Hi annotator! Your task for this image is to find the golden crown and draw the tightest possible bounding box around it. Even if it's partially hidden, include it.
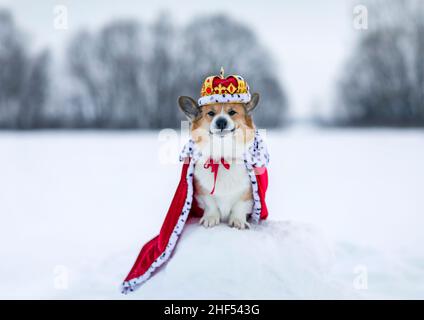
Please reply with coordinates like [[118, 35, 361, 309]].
[[198, 67, 251, 106]]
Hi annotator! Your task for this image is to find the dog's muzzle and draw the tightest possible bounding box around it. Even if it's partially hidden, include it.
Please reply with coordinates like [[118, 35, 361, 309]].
[[210, 116, 235, 137]]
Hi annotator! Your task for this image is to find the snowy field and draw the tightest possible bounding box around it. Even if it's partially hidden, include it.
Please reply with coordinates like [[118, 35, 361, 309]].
[[1, 128, 424, 299]]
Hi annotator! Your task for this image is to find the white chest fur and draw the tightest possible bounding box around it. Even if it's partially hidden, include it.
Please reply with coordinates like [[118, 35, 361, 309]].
[[194, 158, 251, 220]]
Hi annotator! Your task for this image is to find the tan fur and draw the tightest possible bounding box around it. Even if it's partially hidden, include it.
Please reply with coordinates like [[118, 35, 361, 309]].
[[191, 103, 256, 151], [241, 189, 253, 201]]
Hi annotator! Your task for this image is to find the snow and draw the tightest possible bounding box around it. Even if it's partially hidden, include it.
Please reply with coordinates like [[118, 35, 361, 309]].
[[128, 220, 354, 299], [0, 128, 423, 299]]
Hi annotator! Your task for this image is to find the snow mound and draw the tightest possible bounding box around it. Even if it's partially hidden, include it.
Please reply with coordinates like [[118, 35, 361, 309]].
[[135, 220, 354, 299]]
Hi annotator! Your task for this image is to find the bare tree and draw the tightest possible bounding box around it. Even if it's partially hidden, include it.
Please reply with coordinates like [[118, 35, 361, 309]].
[[0, 10, 51, 129], [18, 50, 51, 129], [336, 0, 424, 126], [147, 13, 180, 128], [67, 21, 149, 128], [0, 10, 29, 128]]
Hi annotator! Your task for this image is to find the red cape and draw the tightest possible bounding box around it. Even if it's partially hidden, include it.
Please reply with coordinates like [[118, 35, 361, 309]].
[[122, 135, 269, 293]]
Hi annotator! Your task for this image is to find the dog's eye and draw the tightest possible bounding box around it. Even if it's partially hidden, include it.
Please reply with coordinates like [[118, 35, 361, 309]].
[[228, 110, 237, 116], [207, 111, 215, 117]]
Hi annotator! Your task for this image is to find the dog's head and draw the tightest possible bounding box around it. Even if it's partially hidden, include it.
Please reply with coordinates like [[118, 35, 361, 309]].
[[178, 93, 259, 160]]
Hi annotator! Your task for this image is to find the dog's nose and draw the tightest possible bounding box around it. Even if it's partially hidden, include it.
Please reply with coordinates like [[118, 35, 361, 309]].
[[215, 117, 228, 131]]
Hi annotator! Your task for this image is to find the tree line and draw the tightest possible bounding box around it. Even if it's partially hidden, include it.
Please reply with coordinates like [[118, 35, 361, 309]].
[[0, 10, 287, 129], [336, 0, 424, 126], [2, 0, 424, 129]]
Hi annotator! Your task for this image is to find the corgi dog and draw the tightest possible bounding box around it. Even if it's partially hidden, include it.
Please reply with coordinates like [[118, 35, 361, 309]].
[[178, 93, 260, 229]]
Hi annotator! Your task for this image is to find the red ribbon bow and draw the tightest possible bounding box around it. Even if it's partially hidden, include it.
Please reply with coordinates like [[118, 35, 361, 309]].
[[203, 157, 230, 195]]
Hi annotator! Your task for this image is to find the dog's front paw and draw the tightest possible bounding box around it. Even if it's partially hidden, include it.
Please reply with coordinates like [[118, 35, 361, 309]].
[[199, 213, 220, 228], [228, 215, 250, 230]]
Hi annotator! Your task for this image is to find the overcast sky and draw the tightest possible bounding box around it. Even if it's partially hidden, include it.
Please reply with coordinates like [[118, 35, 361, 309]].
[[0, 0, 359, 119]]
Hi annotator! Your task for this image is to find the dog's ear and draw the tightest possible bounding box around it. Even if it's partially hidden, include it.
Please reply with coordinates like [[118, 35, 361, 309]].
[[245, 93, 260, 114], [178, 96, 200, 121]]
